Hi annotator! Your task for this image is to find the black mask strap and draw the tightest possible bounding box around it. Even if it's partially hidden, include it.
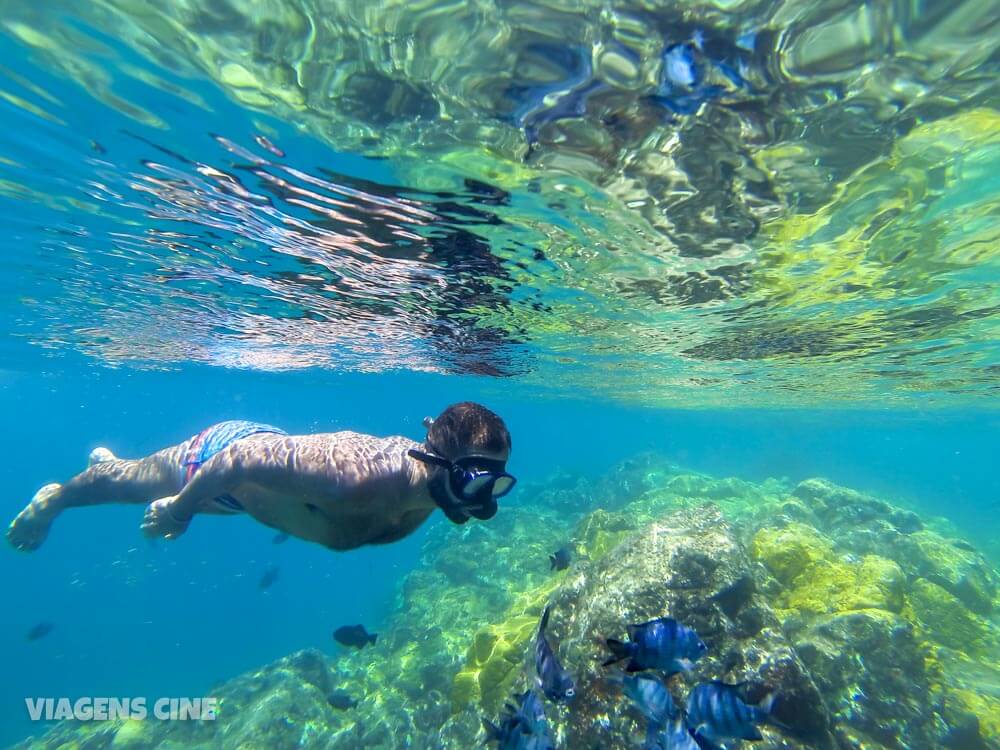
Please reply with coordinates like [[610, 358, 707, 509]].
[[407, 448, 452, 470]]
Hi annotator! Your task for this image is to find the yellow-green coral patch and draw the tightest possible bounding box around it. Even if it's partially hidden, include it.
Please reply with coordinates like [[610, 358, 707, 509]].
[[906, 579, 992, 652], [751, 522, 834, 584], [782, 555, 905, 615]]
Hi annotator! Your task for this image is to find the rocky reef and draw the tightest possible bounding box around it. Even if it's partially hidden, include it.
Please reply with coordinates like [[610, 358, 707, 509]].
[[11, 457, 1000, 750]]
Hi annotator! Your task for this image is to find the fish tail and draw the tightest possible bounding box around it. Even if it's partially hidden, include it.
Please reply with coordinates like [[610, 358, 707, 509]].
[[602, 638, 631, 666], [757, 692, 776, 715], [757, 692, 791, 730], [482, 718, 501, 741], [539, 605, 551, 634]]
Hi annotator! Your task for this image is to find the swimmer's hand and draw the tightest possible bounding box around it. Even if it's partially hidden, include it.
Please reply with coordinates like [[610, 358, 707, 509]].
[[141, 496, 190, 540]]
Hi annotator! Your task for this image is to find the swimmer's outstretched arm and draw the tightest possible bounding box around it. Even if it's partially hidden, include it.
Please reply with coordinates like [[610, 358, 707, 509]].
[[140, 450, 242, 539]]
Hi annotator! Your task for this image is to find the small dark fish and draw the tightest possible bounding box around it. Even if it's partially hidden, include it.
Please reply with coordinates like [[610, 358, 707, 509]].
[[710, 575, 755, 620], [549, 546, 572, 571], [603, 617, 707, 674], [271, 532, 289, 545], [326, 690, 358, 711], [686, 681, 777, 743], [26, 622, 54, 641], [622, 674, 678, 725], [258, 564, 280, 590], [333, 624, 377, 649], [535, 606, 575, 702]]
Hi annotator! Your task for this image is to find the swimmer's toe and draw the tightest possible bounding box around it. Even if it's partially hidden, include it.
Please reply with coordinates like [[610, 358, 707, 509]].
[[88, 447, 117, 467], [6, 483, 61, 552], [141, 496, 189, 540]]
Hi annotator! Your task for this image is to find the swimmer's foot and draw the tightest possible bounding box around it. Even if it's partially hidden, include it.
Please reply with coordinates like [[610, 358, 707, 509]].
[[7, 483, 62, 552], [88, 447, 117, 467], [141, 496, 190, 540]]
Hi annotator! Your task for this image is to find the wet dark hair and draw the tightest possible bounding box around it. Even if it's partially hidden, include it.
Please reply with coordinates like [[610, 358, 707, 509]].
[[427, 402, 511, 459]]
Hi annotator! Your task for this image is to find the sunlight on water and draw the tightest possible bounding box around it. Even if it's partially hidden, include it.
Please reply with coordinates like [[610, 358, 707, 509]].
[[0, 0, 997, 405]]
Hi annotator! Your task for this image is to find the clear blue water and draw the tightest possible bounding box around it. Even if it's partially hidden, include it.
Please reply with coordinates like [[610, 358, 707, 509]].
[[1, 1, 998, 747]]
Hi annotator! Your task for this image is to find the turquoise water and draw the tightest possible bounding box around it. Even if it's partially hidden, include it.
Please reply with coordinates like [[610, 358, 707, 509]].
[[1, 1, 998, 748]]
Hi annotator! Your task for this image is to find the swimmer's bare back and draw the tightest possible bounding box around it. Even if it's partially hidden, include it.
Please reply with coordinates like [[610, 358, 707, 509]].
[[6, 429, 436, 552]]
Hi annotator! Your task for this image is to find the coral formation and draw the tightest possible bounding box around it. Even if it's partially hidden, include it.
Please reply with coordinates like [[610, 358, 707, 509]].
[[10, 456, 1000, 750]]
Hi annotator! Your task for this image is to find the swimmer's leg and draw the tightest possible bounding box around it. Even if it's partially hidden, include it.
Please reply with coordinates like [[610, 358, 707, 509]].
[[7, 446, 184, 552]]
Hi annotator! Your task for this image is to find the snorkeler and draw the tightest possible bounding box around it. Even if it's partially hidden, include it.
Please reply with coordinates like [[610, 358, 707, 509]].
[[6, 402, 515, 552]]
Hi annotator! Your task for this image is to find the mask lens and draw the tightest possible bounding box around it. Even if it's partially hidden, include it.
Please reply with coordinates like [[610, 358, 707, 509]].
[[492, 475, 516, 497], [462, 473, 494, 498], [461, 472, 517, 500]]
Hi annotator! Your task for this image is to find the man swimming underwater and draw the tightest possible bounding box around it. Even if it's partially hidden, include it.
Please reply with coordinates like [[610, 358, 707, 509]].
[[6, 402, 515, 552]]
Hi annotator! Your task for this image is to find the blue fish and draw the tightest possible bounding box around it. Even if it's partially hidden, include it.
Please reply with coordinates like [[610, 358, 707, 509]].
[[484, 689, 555, 750], [643, 717, 713, 750], [505, 690, 552, 739], [686, 681, 778, 743], [549, 546, 572, 571], [535, 606, 575, 702], [622, 674, 678, 725], [603, 617, 707, 673]]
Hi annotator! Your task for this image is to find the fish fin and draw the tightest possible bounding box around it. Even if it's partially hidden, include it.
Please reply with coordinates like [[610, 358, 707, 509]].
[[757, 693, 792, 731], [549, 555, 556, 570], [709, 680, 746, 691], [482, 718, 501, 741], [369, 633, 378, 645], [691, 730, 723, 750], [539, 605, 551, 633], [742, 726, 764, 741], [756, 691, 776, 714], [624, 661, 645, 673], [603, 638, 631, 666]]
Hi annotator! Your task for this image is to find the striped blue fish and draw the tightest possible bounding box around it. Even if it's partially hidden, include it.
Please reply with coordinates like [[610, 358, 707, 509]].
[[622, 674, 678, 726], [603, 617, 707, 674], [685, 681, 777, 743], [534, 606, 575, 703]]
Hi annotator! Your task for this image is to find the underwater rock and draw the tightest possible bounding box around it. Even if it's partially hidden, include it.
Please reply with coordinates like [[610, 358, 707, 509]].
[[894, 531, 998, 615], [792, 608, 944, 749], [751, 522, 835, 585], [781, 555, 907, 615], [505, 506, 834, 748], [907, 578, 994, 652]]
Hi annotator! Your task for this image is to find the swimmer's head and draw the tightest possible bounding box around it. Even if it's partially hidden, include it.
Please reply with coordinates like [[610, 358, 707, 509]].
[[410, 402, 514, 525], [425, 402, 511, 461]]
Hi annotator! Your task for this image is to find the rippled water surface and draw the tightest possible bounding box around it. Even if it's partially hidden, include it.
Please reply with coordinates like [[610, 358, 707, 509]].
[[1, 0, 998, 405]]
